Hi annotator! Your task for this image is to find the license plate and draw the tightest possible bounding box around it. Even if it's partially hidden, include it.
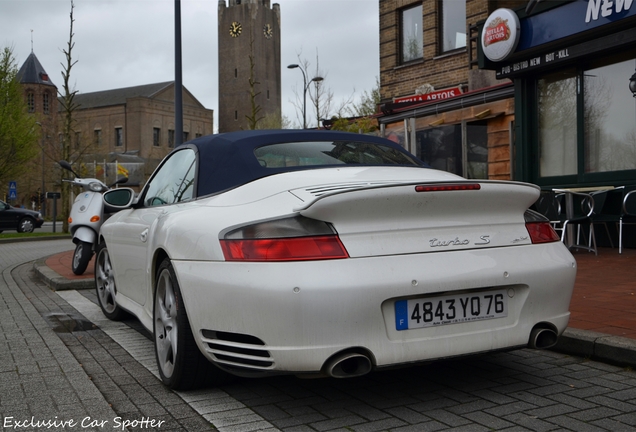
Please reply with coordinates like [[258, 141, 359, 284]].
[[395, 289, 508, 331]]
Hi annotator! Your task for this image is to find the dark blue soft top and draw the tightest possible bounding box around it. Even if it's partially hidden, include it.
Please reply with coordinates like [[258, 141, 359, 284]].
[[177, 129, 426, 197]]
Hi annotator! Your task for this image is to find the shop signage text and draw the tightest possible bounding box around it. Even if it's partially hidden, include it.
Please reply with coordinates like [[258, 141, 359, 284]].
[[496, 48, 570, 77], [394, 87, 463, 104], [481, 9, 520, 62], [586, 0, 633, 23], [513, 0, 636, 53]]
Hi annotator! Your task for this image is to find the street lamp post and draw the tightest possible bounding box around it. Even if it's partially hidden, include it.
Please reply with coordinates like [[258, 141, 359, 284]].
[[287, 64, 323, 129], [35, 121, 45, 216]]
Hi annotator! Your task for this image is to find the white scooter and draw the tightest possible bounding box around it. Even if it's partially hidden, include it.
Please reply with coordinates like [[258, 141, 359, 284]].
[[59, 160, 128, 275]]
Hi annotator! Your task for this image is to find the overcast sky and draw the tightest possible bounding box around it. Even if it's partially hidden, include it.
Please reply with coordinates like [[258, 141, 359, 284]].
[[1, 0, 379, 130]]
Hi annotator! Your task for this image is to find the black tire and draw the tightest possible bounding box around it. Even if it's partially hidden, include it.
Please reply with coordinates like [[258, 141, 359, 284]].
[[94, 242, 127, 320], [17, 217, 35, 233], [72, 241, 93, 275], [154, 258, 230, 390]]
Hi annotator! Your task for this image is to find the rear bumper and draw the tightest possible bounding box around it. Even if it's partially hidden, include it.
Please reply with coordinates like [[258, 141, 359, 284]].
[[174, 242, 576, 375]]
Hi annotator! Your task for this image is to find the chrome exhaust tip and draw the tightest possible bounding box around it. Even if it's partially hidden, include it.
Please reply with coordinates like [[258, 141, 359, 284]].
[[324, 352, 372, 378], [529, 327, 558, 349]]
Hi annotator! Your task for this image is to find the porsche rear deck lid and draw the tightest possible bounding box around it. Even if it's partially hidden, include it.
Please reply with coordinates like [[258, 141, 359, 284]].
[[290, 180, 487, 211]]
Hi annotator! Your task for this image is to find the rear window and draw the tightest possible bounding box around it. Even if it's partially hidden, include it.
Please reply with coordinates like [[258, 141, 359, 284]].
[[254, 140, 420, 168]]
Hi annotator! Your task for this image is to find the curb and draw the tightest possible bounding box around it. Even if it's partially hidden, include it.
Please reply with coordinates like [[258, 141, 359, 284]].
[[0, 235, 71, 244], [553, 328, 636, 369], [32, 257, 94, 291]]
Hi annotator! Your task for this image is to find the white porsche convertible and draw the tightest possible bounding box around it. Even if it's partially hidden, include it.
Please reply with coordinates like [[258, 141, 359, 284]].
[[97, 129, 576, 390]]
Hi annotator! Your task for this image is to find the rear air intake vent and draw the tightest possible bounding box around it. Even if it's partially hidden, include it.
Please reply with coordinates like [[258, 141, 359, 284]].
[[200, 330, 274, 369]]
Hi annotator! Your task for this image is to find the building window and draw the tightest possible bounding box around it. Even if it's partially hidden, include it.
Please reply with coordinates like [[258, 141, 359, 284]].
[[440, 0, 466, 53], [168, 129, 175, 148], [115, 127, 123, 147], [183, 131, 189, 142], [75, 132, 81, 149], [387, 119, 489, 179], [43, 92, 50, 115], [153, 127, 161, 146], [195, 133, 202, 138], [235, 110, 238, 120], [583, 59, 636, 173], [27, 92, 35, 113], [401, 4, 423, 63], [538, 70, 577, 178], [94, 129, 102, 146], [534, 56, 636, 184]]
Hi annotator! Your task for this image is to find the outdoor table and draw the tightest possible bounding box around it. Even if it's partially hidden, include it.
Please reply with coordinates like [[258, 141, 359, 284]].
[[552, 186, 614, 250]]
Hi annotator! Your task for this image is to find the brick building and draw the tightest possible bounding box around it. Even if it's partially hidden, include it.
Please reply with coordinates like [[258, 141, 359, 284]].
[[17, 52, 213, 214], [71, 82, 214, 184], [377, 0, 524, 180]]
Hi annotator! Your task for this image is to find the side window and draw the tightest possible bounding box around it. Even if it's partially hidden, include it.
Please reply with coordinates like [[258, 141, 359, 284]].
[[144, 149, 197, 207]]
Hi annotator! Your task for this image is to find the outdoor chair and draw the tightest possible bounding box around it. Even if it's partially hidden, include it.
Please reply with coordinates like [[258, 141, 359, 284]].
[[592, 186, 636, 253], [560, 191, 599, 255], [533, 190, 566, 239], [620, 186, 636, 253]]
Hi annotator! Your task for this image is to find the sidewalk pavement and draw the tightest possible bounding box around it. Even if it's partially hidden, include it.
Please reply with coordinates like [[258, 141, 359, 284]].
[[33, 246, 636, 370]]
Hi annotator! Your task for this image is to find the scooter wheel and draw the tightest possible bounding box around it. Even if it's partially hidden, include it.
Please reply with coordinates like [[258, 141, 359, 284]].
[[72, 241, 93, 275]]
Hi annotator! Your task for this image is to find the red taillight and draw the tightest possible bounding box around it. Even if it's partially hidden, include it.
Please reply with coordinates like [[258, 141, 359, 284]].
[[221, 236, 349, 262], [415, 183, 481, 192], [526, 222, 560, 244]]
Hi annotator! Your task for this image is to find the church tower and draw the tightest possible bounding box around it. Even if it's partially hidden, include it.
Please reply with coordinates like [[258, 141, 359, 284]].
[[17, 51, 58, 123], [218, 0, 281, 132]]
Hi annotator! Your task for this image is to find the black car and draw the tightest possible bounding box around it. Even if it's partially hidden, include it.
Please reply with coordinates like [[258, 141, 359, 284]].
[[0, 200, 44, 233]]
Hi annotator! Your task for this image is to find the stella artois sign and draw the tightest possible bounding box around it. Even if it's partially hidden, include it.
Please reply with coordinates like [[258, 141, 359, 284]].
[[482, 9, 520, 62], [393, 87, 463, 104], [484, 17, 510, 46]]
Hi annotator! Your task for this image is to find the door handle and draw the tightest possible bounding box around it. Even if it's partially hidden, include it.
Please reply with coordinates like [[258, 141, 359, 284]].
[[140, 228, 149, 243]]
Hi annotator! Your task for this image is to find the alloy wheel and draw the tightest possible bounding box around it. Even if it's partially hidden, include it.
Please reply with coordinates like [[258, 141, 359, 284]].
[[95, 247, 117, 314], [155, 268, 178, 379]]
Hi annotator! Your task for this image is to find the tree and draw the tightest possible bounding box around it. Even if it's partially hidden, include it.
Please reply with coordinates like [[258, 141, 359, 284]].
[[58, 0, 79, 232], [354, 77, 381, 117], [245, 35, 264, 130], [289, 51, 342, 129], [328, 77, 381, 134], [256, 113, 292, 130], [0, 47, 40, 190]]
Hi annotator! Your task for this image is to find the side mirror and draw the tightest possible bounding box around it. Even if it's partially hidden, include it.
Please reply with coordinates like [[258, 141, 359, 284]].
[[58, 160, 79, 177], [103, 187, 135, 213]]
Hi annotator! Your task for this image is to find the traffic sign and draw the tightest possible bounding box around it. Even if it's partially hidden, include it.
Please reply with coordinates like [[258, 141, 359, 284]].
[[9, 181, 16, 191], [8, 190, 17, 200]]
